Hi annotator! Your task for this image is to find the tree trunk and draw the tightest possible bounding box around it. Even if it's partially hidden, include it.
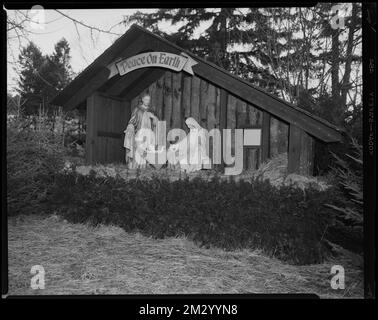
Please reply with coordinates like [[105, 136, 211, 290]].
[[331, 27, 340, 100], [219, 8, 228, 69], [341, 3, 358, 108]]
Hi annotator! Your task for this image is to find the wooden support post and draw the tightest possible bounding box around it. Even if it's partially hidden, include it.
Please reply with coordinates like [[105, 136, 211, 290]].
[[182, 74, 192, 125], [153, 75, 164, 120], [190, 76, 200, 122], [163, 71, 173, 133], [123, 99, 131, 124], [171, 72, 182, 129], [299, 132, 314, 175], [199, 79, 208, 128], [261, 111, 270, 163], [85, 93, 98, 164], [288, 124, 302, 173], [219, 89, 228, 168]]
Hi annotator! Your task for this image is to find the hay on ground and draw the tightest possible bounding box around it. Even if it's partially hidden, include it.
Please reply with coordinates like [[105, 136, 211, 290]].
[[8, 215, 362, 297]]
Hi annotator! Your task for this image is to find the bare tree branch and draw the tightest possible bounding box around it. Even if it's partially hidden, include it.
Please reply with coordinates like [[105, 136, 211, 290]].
[[54, 9, 123, 36]]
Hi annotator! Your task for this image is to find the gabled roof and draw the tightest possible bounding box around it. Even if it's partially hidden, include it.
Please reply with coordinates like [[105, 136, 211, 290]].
[[51, 24, 345, 143]]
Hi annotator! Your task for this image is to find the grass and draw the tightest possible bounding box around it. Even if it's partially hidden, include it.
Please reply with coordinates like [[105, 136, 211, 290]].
[[7, 215, 363, 297]]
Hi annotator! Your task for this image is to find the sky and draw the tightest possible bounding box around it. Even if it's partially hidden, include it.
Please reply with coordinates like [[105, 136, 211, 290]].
[[6, 8, 211, 93]]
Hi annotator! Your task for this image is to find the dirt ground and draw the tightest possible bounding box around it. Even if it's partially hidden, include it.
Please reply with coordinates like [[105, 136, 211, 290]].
[[7, 215, 363, 297]]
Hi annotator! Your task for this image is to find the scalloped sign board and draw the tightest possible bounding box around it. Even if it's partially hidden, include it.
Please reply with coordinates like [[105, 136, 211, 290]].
[[107, 52, 198, 78]]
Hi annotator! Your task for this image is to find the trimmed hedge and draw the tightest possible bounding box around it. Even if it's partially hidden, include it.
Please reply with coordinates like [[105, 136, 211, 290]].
[[50, 172, 336, 265]]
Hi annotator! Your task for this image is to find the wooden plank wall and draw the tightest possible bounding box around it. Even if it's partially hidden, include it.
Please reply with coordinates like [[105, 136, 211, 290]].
[[288, 125, 314, 175], [130, 72, 220, 130], [270, 115, 289, 161], [86, 92, 129, 164], [299, 131, 314, 175], [85, 94, 97, 164], [225, 93, 263, 170], [129, 71, 221, 149], [124, 70, 296, 172]]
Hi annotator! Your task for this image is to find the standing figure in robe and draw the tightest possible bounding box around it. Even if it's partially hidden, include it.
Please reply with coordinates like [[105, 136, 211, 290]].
[[124, 93, 159, 169], [168, 117, 211, 173]]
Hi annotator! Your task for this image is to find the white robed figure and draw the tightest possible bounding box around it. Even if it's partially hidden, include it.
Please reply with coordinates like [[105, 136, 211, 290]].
[[168, 117, 211, 172], [123, 94, 159, 169]]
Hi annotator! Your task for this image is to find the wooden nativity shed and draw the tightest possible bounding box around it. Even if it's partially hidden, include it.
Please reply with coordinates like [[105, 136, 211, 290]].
[[52, 24, 344, 175]]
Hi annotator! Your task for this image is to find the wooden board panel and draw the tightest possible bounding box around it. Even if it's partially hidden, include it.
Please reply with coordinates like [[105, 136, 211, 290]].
[[99, 95, 109, 163], [299, 132, 314, 175], [112, 98, 118, 162], [220, 89, 228, 130], [227, 94, 237, 130], [95, 93, 103, 164], [237, 101, 260, 171], [269, 117, 279, 157], [244, 148, 258, 170], [215, 87, 221, 129], [219, 89, 228, 169], [148, 81, 157, 114], [182, 74, 191, 119], [199, 79, 208, 128], [155, 75, 164, 120], [227, 94, 237, 157], [288, 124, 302, 173], [277, 120, 289, 155], [190, 76, 200, 123], [114, 97, 124, 163], [236, 98, 247, 128], [106, 98, 113, 162], [112, 98, 122, 162], [85, 93, 96, 163], [171, 72, 182, 130], [247, 104, 262, 126], [121, 99, 130, 162], [250, 104, 264, 169], [115, 98, 126, 162], [206, 84, 217, 165], [270, 116, 289, 157], [207, 84, 217, 130], [163, 71, 173, 133], [89, 93, 125, 164], [261, 111, 270, 164], [123, 99, 131, 127]]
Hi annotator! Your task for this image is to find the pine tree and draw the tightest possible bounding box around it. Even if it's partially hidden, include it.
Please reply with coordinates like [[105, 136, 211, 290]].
[[17, 39, 73, 115], [49, 38, 73, 91]]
